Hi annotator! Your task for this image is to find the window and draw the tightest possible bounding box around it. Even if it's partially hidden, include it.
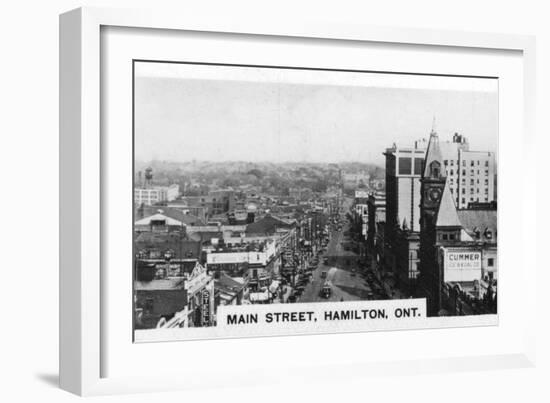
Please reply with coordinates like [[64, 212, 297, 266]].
[[429, 161, 441, 177], [462, 188, 465, 194], [485, 161, 489, 167], [444, 160, 448, 166], [398, 157, 412, 175], [462, 170, 466, 176], [414, 158, 424, 175], [462, 160, 466, 167], [442, 233, 448, 240], [450, 169, 454, 176], [450, 178, 454, 185], [462, 178, 466, 185], [477, 160, 480, 165], [485, 179, 489, 185], [470, 160, 475, 166], [461, 198, 466, 204], [470, 169, 474, 175], [449, 233, 456, 240], [470, 179, 474, 185], [485, 170, 489, 176], [450, 188, 453, 194], [450, 160, 454, 166], [470, 188, 474, 194], [474, 227, 481, 239]]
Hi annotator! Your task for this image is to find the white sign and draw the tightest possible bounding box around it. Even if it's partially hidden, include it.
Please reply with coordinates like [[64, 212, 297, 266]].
[[444, 250, 482, 282], [445, 251, 481, 270], [216, 299, 427, 336]]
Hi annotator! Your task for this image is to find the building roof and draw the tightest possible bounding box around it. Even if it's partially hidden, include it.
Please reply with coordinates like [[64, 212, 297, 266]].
[[246, 214, 294, 234], [135, 278, 186, 291], [436, 182, 462, 227], [135, 232, 202, 259], [423, 130, 446, 178], [135, 213, 183, 227], [137, 206, 205, 226], [215, 273, 246, 294], [457, 209, 497, 242]]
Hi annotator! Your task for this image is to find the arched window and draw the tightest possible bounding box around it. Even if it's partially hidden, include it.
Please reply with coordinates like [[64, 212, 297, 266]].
[[429, 161, 441, 177]]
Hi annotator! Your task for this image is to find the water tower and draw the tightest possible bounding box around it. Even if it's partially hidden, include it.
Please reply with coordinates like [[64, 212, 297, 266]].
[[144, 167, 153, 188]]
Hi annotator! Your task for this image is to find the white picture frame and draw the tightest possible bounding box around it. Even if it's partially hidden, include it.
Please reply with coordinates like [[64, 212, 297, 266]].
[[59, 7, 537, 396]]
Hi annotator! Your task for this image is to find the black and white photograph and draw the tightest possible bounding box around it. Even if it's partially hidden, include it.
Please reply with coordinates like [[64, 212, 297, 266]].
[[132, 60, 498, 340]]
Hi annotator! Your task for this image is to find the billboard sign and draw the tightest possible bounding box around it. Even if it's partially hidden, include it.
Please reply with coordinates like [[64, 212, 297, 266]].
[[444, 250, 482, 282]]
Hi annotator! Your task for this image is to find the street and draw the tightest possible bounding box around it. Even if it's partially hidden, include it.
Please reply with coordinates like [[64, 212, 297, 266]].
[[297, 209, 387, 303]]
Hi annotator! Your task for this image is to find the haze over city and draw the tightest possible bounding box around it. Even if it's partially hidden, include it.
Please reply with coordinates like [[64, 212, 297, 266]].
[[134, 62, 498, 165]]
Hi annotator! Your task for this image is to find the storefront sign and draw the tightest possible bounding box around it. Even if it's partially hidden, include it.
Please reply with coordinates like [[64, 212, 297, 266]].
[[445, 251, 481, 270], [202, 290, 211, 325]]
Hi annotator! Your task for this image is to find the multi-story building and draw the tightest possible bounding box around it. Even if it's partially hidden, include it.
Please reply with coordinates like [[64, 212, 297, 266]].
[[180, 189, 235, 218], [134, 184, 180, 206], [383, 131, 496, 292], [134, 261, 215, 329], [205, 237, 280, 292], [443, 149, 496, 209], [418, 130, 497, 316]]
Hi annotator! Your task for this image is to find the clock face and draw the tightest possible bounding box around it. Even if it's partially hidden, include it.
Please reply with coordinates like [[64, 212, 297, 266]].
[[428, 188, 442, 202]]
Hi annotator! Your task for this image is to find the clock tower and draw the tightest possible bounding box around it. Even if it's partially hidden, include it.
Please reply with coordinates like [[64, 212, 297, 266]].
[[418, 127, 447, 315]]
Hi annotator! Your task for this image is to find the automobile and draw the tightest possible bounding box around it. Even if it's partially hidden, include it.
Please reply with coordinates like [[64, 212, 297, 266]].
[[321, 282, 332, 299], [320, 271, 327, 279]]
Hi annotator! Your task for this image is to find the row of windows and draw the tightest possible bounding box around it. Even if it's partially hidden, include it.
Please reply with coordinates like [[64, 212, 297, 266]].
[[450, 188, 490, 195], [444, 159, 490, 167], [449, 178, 490, 185], [445, 169, 490, 176], [458, 196, 490, 204]]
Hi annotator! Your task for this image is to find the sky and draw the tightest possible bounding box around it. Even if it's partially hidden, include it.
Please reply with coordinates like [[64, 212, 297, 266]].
[[134, 62, 498, 166]]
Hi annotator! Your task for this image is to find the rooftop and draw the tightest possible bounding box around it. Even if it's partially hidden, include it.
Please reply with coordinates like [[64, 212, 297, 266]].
[[135, 278, 186, 291]]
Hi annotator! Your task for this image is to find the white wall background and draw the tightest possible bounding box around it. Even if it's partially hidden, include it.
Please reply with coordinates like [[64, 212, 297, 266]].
[[0, 0, 547, 402]]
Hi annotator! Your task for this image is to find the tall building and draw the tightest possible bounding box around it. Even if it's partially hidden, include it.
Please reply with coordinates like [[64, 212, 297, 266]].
[[382, 139, 426, 288], [418, 130, 497, 316], [383, 130, 496, 294]]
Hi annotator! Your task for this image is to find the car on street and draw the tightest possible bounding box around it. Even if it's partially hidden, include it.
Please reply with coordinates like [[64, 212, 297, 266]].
[[321, 282, 332, 299]]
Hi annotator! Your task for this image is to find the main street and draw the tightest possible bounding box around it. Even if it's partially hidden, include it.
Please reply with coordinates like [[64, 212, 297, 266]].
[[299, 208, 385, 303]]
